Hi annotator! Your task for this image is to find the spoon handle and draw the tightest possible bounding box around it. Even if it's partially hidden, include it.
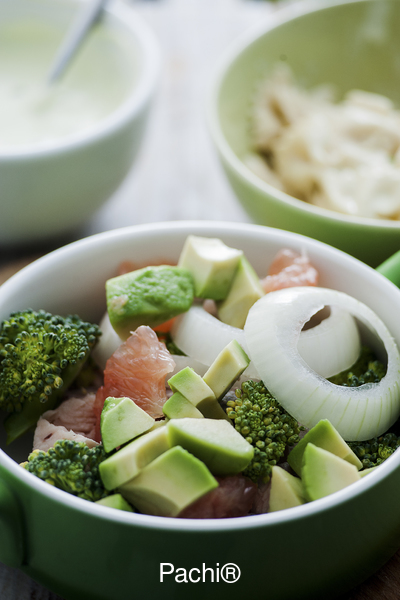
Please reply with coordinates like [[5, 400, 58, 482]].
[[48, 0, 109, 84]]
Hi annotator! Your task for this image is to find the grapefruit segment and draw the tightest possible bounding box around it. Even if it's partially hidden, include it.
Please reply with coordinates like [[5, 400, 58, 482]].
[[261, 248, 319, 293], [94, 326, 175, 440]]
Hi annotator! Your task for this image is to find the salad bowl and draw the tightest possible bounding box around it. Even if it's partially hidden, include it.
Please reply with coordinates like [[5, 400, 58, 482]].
[[1, 221, 400, 600], [208, 0, 400, 267]]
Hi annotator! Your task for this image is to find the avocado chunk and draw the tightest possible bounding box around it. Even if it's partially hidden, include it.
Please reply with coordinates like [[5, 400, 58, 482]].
[[99, 427, 170, 490], [218, 256, 264, 328], [101, 396, 155, 453], [269, 466, 306, 512], [168, 367, 216, 405], [167, 417, 254, 475], [360, 466, 378, 477], [106, 265, 194, 339], [163, 392, 204, 420], [95, 493, 134, 512], [119, 446, 218, 517], [302, 443, 361, 501], [147, 418, 169, 431], [178, 235, 243, 300], [287, 419, 363, 476], [167, 366, 227, 420], [203, 340, 250, 401]]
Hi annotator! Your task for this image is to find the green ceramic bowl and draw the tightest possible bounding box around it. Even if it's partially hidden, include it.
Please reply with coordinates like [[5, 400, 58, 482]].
[[2, 221, 400, 600], [208, 0, 400, 267]]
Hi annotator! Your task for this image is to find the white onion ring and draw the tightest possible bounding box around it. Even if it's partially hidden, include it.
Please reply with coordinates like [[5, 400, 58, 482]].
[[244, 286, 400, 441], [92, 312, 123, 370], [171, 303, 362, 382], [298, 306, 361, 378]]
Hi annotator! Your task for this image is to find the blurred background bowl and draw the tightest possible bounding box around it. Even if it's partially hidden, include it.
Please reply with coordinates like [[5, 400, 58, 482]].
[[0, 0, 160, 246], [208, 0, 400, 267]]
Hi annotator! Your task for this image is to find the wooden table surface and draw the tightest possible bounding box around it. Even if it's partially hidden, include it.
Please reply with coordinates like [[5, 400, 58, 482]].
[[1, 0, 400, 598]]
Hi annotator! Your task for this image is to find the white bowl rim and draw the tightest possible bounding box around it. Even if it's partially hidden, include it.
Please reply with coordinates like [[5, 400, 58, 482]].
[[1, 219, 400, 532], [207, 0, 400, 230], [0, 0, 161, 160]]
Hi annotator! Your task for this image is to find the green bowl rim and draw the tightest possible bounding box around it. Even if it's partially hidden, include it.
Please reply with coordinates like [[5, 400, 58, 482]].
[[207, 0, 400, 231]]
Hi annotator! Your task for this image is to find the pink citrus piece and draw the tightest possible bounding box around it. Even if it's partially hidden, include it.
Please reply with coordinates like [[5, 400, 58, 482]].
[[94, 326, 175, 440], [261, 248, 319, 293]]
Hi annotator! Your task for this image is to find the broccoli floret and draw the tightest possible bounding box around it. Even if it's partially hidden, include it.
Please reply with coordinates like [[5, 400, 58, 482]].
[[0, 309, 101, 443], [22, 439, 110, 502], [328, 346, 386, 387], [225, 380, 301, 483], [348, 433, 400, 469]]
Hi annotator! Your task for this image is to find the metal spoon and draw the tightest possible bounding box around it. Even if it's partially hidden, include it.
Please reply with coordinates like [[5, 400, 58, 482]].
[[47, 0, 109, 84]]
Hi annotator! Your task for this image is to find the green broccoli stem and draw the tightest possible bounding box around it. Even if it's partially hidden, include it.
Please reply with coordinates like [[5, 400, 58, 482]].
[[4, 357, 89, 445]]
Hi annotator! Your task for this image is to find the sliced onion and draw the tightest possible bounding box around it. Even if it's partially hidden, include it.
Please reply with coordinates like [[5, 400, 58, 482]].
[[171, 306, 259, 378], [171, 303, 362, 382], [169, 355, 208, 377], [298, 306, 361, 378], [92, 312, 124, 370], [244, 286, 400, 441]]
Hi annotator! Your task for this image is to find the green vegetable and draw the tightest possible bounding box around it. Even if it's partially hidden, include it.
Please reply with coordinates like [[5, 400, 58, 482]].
[[164, 336, 186, 356], [225, 380, 301, 483], [328, 346, 386, 387], [0, 309, 101, 443], [106, 266, 194, 339], [22, 439, 110, 502], [348, 433, 400, 469]]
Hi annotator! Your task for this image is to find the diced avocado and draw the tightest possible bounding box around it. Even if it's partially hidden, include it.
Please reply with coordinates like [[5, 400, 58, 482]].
[[178, 235, 242, 300], [287, 419, 363, 476], [119, 446, 218, 517], [95, 493, 134, 512], [360, 466, 378, 477], [99, 427, 170, 490], [203, 340, 250, 400], [218, 256, 264, 329], [168, 367, 216, 405], [101, 396, 155, 453], [167, 417, 254, 475], [106, 265, 194, 339], [302, 443, 361, 502], [269, 466, 306, 512], [147, 419, 169, 431], [163, 392, 204, 420], [167, 366, 227, 420]]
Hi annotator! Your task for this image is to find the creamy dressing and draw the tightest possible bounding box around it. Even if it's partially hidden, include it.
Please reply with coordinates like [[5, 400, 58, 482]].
[[0, 21, 138, 149]]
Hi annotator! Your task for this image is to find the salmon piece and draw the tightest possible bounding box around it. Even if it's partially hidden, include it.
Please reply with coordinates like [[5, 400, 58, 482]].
[[32, 393, 99, 451], [42, 393, 97, 440], [178, 475, 257, 519], [33, 418, 98, 452]]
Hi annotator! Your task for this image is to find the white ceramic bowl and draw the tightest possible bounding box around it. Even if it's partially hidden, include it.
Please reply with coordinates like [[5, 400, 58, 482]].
[[1, 221, 400, 600], [0, 0, 160, 245]]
